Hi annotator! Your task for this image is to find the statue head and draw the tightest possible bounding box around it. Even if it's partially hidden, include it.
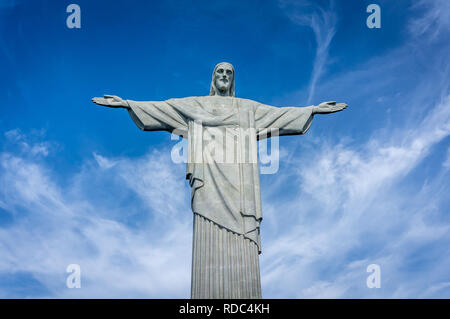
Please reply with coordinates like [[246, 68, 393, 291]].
[[210, 62, 235, 97]]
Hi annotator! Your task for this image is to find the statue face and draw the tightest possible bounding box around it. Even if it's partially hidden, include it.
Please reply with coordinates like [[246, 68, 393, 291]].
[[214, 64, 234, 95]]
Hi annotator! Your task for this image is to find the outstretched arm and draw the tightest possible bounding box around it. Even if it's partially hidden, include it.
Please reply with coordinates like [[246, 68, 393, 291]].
[[92, 94, 188, 135], [254, 101, 347, 139]]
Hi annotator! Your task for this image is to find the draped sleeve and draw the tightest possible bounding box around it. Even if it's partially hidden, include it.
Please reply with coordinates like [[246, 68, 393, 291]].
[[126, 98, 190, 137], [254, 102, 315, 140]]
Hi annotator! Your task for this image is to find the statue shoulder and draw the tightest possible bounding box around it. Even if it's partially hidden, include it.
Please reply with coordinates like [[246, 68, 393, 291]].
[[167, 95, 210, 103], [234, 97, 261, 110], [235, 97, 258, 104]]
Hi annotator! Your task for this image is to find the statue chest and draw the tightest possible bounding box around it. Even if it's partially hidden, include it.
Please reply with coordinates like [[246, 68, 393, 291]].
[[204, 97, 236, 116]]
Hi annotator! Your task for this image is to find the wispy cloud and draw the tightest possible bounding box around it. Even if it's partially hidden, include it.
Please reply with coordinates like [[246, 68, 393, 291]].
[[260, 94, 450, 298], [259, 0, 450, 298], [0, 138, 192, 298], [409, 0, 450, 42], [444, 147, 450, 170], [4, 129, 52, 157], [279, 0, 337, 104]]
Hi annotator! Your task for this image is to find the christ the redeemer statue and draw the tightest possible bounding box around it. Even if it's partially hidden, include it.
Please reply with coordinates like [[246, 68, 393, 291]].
[[93, 62, 347, 299]]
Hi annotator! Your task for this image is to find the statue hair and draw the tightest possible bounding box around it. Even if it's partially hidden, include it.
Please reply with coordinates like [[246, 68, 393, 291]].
[[209, 62, 235, 97]]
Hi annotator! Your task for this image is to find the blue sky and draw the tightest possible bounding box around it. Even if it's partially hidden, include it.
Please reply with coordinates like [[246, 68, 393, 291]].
[[0, 0, 449, 298]]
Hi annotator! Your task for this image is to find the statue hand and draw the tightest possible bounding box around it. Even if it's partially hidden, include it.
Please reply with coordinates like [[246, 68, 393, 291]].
[[92, 95, 129, 109], [313, 101, 347, 114]]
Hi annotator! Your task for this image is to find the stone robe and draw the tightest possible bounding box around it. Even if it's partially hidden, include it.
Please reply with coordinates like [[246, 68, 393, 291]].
[[127, 96, 314, 254]]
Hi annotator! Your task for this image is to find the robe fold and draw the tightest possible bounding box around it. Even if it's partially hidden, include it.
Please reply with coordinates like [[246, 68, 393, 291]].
[[127, 96, 314, 254]]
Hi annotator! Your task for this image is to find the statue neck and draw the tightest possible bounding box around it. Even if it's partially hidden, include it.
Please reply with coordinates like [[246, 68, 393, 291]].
[[215, 88, 231, 97]]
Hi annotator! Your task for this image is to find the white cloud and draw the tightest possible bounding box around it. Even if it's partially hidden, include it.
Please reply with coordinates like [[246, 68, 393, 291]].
[[259, 93, 450, 298], [93, 152, 118, 170], [279, 0, 337, 104], [409, 0, 450, 42], [259, 0, 450, 298], [4, 129, 51, 157], [444, 147, 450, 169], [0, 139, 192, 298]]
